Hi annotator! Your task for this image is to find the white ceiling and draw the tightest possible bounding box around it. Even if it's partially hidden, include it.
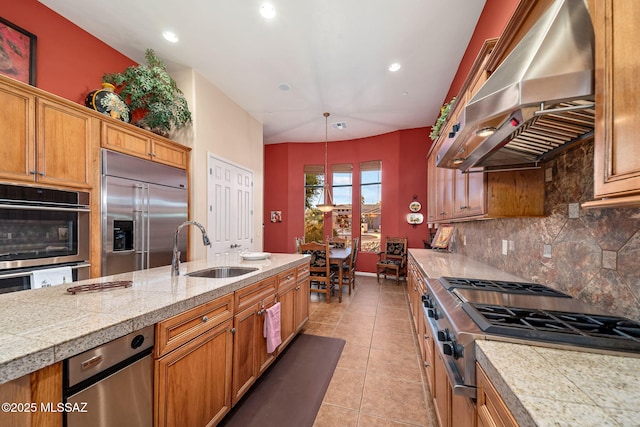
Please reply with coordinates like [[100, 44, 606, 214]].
[[38, 0, 486, 144]]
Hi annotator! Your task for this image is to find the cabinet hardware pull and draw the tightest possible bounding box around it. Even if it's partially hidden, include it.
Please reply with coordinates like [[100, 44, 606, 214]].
[[29, 170, 36, 175], [295, 286, 300, 291], [81, 355, 103, 371], [38, 172, 45, 176], [202, 316, 208, 322], [424, 362, 430, 368], [230, 328, 236, 334]]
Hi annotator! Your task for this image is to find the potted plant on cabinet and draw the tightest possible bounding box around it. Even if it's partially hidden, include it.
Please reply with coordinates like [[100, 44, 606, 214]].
[[103, 48, 192, 136]]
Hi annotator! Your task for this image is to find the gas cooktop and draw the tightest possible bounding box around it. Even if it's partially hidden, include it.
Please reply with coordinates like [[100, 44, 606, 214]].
[[463, 302, 640, 354], [440, 276, 570, 298]]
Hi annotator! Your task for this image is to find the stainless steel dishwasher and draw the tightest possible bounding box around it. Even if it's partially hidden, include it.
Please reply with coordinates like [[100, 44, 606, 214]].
[[63, 325, 154, 427]]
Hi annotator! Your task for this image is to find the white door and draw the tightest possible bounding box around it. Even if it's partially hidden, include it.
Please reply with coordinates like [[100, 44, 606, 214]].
[[208, 156, 253, 256]]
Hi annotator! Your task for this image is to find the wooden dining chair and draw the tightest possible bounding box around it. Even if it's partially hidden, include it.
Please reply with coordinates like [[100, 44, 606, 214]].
[[327, 236, 348, 248], [300, 241, 335, 302], [376, 236, 408, 284]]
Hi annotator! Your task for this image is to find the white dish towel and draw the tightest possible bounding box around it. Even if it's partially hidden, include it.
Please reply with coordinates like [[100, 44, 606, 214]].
[[31, 266, 73, 289]]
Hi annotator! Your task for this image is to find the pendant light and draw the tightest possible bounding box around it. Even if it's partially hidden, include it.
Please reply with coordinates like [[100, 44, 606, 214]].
[[316, 112, 335, 213]]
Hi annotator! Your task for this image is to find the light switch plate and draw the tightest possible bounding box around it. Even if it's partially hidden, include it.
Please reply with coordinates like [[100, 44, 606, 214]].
[[502, 240, 508, 255], [543, 244, 552, 258]]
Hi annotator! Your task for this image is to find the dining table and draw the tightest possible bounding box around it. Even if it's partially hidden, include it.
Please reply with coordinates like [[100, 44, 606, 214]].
[[328, 246, 351, 303]]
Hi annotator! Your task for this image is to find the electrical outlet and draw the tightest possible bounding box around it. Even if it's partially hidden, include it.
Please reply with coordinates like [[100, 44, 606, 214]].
[[509, 240, 515, 251], [545, 168, 553, 182], [543, 244, 552, 258], [502, 239, 508, 255]]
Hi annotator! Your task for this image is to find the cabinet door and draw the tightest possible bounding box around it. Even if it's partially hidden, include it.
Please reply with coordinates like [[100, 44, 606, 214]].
[[593, 0, 640, 199], [279, 283, 297, 349], [0, 83, 35, 182], [37, 99, 94, 188], [477, 364, 518, 427], [232, 295, 277, 405], [151, 138, 188, 169], [102, 122, 151, 159], [465, 169, 485, 216], [436, 166, 454, 221], [295, 264, 310, 330], [155, 319, 233, 427], [433, 350, 451, 427], [454, 169, 485, 218]]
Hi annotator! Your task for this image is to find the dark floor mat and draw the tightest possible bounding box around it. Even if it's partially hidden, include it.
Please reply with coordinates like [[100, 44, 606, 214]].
[[219, 333, 346, 427]]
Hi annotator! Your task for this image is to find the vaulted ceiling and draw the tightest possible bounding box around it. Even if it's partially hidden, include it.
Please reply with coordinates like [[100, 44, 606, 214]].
[[39, 0, 486, 144]]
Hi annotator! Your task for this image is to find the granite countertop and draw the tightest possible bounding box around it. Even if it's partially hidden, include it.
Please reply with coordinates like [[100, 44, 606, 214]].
[[0, 253, 307, 384], [408, 249, 640, 427]]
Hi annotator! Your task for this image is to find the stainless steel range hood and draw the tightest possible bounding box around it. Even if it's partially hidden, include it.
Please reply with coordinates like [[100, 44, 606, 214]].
[[437, 0, 595, 171]]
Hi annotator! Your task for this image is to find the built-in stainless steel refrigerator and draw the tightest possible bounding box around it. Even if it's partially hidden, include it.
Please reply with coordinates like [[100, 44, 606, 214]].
[[101, 149, 188, 276]]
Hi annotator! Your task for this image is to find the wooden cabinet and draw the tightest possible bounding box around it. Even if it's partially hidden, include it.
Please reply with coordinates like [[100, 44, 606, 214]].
[[584, 0, 640, 208], [0, 363, 63, 427], [426, 37, 544, 223], [280, 263, 311, 349], [277, 267, 297, 349], [154, 295, 234, 427], [433, 350, 451, 427], [477, 364, 517, 427], [36, 99, 96, 189], [0, 77, 95, 189], [232, 276, 278, 405], [0, 81, 35, 183], [102, 121, 189, 169]]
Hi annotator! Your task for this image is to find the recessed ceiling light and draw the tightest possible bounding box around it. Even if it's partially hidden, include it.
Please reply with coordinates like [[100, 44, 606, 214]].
[[260, 3, 276, 19], [278, 83, 291, 91], [388, 63, 401, 72], [162, 31, 179, 43]]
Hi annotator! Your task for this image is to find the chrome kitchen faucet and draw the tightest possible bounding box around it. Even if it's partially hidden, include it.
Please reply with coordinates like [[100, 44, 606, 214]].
[[171, 221, 211, 276]]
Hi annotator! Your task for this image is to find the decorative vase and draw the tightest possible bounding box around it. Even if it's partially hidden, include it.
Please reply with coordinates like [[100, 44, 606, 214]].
[[85, 82, 130, 123]]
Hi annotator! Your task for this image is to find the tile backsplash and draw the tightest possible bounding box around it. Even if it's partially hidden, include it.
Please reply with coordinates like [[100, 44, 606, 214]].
[[453, 139, 640, 321]]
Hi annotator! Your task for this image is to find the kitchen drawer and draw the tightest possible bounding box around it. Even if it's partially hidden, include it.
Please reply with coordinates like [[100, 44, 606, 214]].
[[155, 294, 233, 357], [477, 363, 518, 427], [235, 276, 277, 313], [277, 268, 297, 292], [296, 263, 310, 281]]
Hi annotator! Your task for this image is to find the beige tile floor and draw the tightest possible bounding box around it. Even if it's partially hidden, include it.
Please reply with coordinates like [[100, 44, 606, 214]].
[[304, 274, 437, 427]]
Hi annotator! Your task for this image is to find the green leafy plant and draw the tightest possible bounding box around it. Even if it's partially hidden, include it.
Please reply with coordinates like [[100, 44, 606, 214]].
[[429, 97, 456, 141], [103, 49, 192, 135]]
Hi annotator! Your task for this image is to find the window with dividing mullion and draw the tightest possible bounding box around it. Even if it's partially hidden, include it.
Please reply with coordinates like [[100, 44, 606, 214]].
[[331, 164, 352, 241]]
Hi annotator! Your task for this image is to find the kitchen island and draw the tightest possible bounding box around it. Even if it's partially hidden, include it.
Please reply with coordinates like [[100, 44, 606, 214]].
[[409, 249, 640, 426], [0, 252, 307, 384]]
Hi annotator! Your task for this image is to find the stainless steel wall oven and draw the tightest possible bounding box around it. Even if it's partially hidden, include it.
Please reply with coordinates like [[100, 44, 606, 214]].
[[0, 184, 90, 293]]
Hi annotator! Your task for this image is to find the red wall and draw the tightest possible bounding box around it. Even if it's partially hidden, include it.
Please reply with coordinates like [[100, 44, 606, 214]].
[[264, 128, 431, 273], [0, 0, 135, 104], [443, 0, 520, 103]]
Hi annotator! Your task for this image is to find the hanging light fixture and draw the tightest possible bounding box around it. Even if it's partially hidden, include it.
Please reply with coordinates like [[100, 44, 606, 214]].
[[316, 112, 335, 213]]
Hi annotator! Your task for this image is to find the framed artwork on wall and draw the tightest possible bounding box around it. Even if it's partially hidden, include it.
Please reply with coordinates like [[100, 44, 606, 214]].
[[0, 17, 37, 85], [270, 211, 282, 223], [431, 224, 454, 251]]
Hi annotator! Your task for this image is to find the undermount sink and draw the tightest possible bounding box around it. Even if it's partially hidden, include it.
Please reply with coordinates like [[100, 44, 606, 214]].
[[186, 266, 259, 279]]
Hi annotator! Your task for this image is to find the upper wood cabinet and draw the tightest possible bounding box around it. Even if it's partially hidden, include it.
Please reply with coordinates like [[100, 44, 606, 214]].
[[102, 121, 189, 169], [426, 38, 544, 223], [584, 0, 640, 208], [36, 99, 96, 188], [0, 77, 95, 189]]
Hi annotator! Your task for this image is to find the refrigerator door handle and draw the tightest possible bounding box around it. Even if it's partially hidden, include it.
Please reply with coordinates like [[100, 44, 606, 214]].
[[144, 184, 150, 270], [133, 184, 146, 270]]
